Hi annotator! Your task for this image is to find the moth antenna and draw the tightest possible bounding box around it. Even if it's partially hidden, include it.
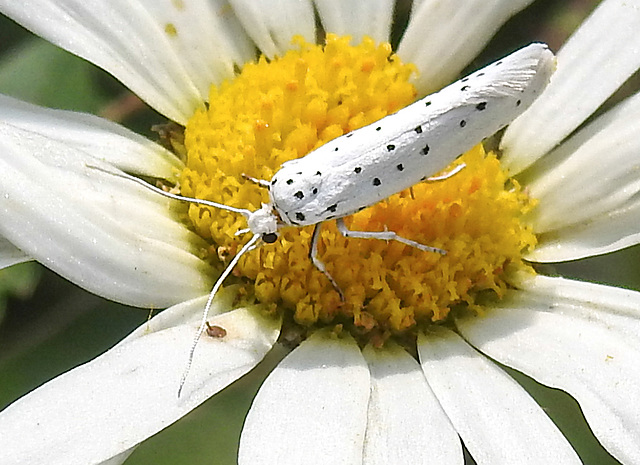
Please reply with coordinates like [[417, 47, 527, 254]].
[[178, 233, 261, 398], [87, 164, 253, 217], [242, 173, 270, 188]]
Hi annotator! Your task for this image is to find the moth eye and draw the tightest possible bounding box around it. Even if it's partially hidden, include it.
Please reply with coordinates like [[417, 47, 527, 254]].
[[262, 232, 278, 244]]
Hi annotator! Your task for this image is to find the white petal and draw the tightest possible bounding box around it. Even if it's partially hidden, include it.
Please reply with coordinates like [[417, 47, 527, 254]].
[[0, 235, 30, 269], [456, 275, 640, 465], [521, 90, 640, 262], [528, 201, 640, 263], [118, 284, 241, 345], [418, 327, 581, 465], [0, 119, 212, 308], [362, 343, 463, 465], [0, 94, 182, 179], [239, 330, 369, 465], [0, 0, 255, 124], [0, 297, 281, 465], [98, 448, 135, 465], [397, 0, 535, 95], [508, 273, 640, 349], [229, 0, 315, 59], [314, 0, 395, 45], [501, 0, 640, 173], [138, 0, 255, 102]]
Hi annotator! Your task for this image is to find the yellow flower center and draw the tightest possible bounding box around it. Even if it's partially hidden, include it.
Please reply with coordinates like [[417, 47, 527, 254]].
[[180, 35, 536, 344]]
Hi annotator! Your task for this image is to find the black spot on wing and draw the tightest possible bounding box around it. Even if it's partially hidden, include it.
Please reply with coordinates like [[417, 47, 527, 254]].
[[286, 211, 298, 225], [476, 102, 487, 111], [326, 204, 337, 213], [396, 164, 404, 171], [460, 120, 467, 128], [295, 212, 305, 221], [294, 191, 304, 200], [414, 125, 422, 134], [387, 144, 395, 151], [373, 178, 381, 186], [421, 144, 430, 155], [286, 179, 293, 185], [354, 167, 362, 174]]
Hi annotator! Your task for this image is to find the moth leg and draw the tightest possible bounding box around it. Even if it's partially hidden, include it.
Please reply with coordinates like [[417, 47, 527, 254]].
[[309, 223, 345, 301], [426, 162, 466, 182], [336, 218, 446, 255]]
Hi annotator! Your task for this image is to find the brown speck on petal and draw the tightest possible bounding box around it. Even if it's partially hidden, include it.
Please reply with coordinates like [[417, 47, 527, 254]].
[[206, 322, 227, 338]]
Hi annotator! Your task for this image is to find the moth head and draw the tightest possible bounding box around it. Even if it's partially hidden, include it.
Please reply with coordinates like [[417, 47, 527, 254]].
[[247, 203, 280, 242]]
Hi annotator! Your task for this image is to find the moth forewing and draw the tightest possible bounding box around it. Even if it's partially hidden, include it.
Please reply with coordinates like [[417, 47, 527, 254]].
[[268, 42, 555, 226]]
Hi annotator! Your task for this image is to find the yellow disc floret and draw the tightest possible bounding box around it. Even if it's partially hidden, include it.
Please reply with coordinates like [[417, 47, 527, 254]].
[[180, 34, 537, 342]]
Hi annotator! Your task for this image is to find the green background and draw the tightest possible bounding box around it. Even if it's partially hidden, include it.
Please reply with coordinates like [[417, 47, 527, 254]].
[[0, 1, 636, 463]]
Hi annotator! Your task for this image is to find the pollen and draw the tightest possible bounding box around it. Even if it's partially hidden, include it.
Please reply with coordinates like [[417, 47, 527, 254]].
[[180, 35, 537, 343]]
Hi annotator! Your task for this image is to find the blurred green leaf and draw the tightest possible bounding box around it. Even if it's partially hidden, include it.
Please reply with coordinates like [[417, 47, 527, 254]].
[[0, 285, 145, 408], [555, 245, 640, 293], [0, 37, 107, 112], [0, 262, 41, 325]]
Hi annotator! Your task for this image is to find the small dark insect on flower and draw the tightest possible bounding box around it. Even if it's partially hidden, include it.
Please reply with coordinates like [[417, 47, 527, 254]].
[[205, 322, 227, 338]]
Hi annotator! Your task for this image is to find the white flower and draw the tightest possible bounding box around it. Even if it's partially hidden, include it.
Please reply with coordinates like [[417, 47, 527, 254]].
[[1, 1, 640, 464]]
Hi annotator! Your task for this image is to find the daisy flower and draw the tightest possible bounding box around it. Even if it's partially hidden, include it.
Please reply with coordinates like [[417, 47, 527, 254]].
[[1, 0, 640, 464]]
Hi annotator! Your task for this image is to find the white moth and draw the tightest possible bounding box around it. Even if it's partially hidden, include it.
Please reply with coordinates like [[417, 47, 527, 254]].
[[269, 43, 555, 228], [96, 42, 555, 395]]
